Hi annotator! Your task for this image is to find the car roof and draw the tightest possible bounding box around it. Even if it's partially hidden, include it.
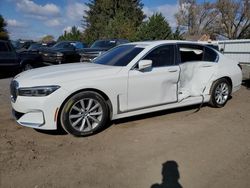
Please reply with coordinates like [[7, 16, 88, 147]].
[[127, 40, 211, 48]]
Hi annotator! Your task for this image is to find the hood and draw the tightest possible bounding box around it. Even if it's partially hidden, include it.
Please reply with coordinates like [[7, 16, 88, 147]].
[[14, 63, 122, 87]]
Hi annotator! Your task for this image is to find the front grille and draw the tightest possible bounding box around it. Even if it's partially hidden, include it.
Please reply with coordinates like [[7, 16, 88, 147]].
[[10, 80, 19, 102]]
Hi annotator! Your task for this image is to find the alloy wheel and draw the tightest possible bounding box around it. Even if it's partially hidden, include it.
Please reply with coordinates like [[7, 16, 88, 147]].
[[68, 98, 103, 132]]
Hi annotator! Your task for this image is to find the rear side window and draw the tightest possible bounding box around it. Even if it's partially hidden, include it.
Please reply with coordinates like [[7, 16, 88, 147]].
[[203, 47, 218, 62], [178, 44, 218, 63], [143, 45, 175, 67], [0, 42, 10, 52], [178, 44, 204, 63]]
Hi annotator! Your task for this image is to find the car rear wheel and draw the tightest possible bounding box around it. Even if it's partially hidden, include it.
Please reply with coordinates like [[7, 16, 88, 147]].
[[60, 91, 109, 136], [209, 78, 231, 108]]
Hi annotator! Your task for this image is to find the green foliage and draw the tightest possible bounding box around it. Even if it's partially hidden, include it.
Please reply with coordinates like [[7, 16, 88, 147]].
[[135, 13, 174, 41], [0, 15, 9, 40], [82, 0, 145, 44], [172, 26, 183, 40], [58, 26, 82, 41]]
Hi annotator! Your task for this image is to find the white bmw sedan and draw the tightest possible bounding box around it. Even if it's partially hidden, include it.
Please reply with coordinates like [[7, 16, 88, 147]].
[[10, 41, 242, 136]]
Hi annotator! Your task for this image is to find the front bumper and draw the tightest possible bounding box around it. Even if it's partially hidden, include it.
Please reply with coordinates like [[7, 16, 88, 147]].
[[11, 88, 69, 130], [42, 55, 64, 64], [12, 109, 45, 128]]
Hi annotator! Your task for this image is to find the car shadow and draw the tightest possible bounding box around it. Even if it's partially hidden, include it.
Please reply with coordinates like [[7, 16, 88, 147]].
[[33, 92, 237, 137], [151, 160, 183, 188], [32, 104, 206, 137], [34, 125, 68, 136]]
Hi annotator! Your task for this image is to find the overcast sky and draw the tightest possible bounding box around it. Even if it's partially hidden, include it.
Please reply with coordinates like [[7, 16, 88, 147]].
[[0, 0, 206, 40]]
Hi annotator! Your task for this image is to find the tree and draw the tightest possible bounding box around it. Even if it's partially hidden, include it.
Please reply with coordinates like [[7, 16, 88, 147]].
[[176, 0, 250, 39], [0, 15, 9, 40], [41, 35, 54, 43], [82, 0, 145, 43], [215, 0, 250, 39], [175, 0, 217, 37], [172, 26, 184, 40], [58, 26, 82, 41], [136, 13, 173, 40]]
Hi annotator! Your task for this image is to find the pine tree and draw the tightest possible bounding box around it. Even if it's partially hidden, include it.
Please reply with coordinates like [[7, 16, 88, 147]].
[[136, 13, 173, 41], [0, 15, 9, 40], [58, 26, 82, 41], [82, 0, 145, 44]]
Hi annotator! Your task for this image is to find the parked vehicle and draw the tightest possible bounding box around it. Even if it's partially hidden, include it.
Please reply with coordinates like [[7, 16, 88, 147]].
[[10, 41, 242, 136], [213, 39, 250, 80], [40, 41, 87, 65], [79, 39, 129, 62], [26, 42, 54, 51], [0, 40, 20, 72], [17, 44, 45, 71], [14, 40, 35, 52]]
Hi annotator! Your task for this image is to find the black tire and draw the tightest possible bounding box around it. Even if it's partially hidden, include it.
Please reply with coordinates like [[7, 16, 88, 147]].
[[60, 91, 109, 136], [209, 78, 232, 108]]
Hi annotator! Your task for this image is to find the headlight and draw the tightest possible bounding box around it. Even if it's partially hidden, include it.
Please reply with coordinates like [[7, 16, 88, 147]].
[[18, 85, 60, 97], [98, 51, 104, 56], [56, 52, 63, 57]]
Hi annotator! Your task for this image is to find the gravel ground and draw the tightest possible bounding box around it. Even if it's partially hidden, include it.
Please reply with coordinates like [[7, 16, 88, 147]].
[[0, 77, 250, 188]]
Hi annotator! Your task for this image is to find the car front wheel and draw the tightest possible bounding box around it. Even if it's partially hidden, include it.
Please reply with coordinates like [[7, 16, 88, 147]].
[[60, 91, 109, 136], [209, 78, 231, 108]]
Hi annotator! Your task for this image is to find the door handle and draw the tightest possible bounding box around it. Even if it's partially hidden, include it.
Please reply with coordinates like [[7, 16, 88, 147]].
[[168, 69, 178, 72], [202, 65, 212, 67]]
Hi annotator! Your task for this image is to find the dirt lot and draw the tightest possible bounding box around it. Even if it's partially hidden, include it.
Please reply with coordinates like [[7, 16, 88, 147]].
[[0, 77, 250, 188]]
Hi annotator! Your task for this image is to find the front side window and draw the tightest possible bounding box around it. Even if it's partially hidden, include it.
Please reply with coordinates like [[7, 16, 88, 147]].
[[93, 45, 143, 66], [143, 45, 175, 67], [53, 42, 73, 49]]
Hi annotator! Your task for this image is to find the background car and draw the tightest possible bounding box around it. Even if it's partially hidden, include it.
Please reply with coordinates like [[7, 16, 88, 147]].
[[79, 39, 129, 62], [13, 40, 35, 53], [17, 43, 45, 71], [0, 40, 20, 73], [40, 41, 87, 65]]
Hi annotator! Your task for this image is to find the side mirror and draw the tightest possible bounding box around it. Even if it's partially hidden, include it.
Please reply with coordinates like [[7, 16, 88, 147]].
[[138, 60, 152, 71]]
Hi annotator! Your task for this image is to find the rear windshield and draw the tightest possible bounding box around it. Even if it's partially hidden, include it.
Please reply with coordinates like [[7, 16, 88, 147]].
[[93, 45, 144, 66]]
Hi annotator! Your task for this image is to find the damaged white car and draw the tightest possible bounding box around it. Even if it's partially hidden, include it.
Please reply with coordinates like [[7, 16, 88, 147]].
[[10, 41, 242, 136]]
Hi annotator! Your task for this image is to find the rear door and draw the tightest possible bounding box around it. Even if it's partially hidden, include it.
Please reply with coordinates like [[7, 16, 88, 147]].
[[127, 44, 180, 111], [177, 44, 218, 100]]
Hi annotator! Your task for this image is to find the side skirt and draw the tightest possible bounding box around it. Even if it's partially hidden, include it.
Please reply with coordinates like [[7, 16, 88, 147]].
[[112, 95, 210, 120]]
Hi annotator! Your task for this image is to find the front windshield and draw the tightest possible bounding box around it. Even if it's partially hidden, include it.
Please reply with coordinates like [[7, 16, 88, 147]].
[[91, 40, 117, 48], [52, 42, 73, 49], [93, 45, 144, 66], [28, 43, 42, 50]]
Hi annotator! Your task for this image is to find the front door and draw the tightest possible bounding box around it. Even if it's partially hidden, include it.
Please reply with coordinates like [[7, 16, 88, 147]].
[[127, 45, 180, 111]]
